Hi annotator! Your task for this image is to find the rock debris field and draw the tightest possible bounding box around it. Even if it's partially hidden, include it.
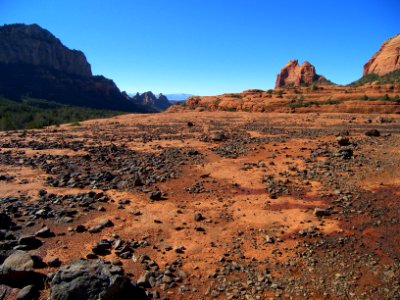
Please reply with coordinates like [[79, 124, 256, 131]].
[[0, 111, 399, 299]]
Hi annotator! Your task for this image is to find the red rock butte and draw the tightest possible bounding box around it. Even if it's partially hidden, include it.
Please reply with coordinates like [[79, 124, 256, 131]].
[[275, 59, 331, 88]]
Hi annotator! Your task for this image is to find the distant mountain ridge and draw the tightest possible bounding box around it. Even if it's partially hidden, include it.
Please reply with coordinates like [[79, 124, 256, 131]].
[[131, 91, 171, 111]]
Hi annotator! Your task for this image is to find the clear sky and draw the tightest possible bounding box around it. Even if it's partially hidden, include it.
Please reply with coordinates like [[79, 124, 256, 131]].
[[1, 0, 399, 95]]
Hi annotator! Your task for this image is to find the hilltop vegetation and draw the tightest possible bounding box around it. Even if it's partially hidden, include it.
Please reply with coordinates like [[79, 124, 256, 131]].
[[350, 70, 400, 87], [0, 97, 125, 131]]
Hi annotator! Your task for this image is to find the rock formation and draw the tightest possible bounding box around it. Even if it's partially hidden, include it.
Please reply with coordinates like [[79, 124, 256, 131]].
[[0, 23, 146, 112], [363, 34, 400, 76], [0, 24, 92, 77], [131, 91, 171, 111], [275, 60, 331, 88]]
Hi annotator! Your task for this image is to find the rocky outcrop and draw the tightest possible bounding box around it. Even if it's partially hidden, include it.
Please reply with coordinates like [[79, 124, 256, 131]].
[[131, 92, 171, 111], [0, 24, 147, 112], [275, 60, 331, 88], [363, 34, 400, 76], [172, 84, 400, 114], [0, 24, 91, 78]]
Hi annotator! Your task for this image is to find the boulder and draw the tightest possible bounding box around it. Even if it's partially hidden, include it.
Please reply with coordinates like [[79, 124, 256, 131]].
[[18, 235, 42, 250], [16, 285, 38, 300], [149, 191, 162, 201], [49, 259, 148, 300], [313, 208, 331, 218], [0, 250, 45, 287], [365, 129, 380, 137]]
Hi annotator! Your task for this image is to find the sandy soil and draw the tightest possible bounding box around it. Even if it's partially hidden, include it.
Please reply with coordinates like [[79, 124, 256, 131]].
[[0, 111, 399, 299]]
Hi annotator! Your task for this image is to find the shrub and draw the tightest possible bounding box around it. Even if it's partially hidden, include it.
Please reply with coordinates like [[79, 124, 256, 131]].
[[0, 97, 123, 131]]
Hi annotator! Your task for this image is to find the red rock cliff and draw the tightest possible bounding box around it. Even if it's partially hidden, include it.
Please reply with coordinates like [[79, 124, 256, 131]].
[[363, 34, 400, 76]]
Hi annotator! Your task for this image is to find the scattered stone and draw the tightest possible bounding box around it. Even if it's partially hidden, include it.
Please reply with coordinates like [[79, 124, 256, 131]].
[[88, 219, 114, 233], [194, 226, 206, 232], [75, 225, 86, 233], [336, 136, 350, 146], [174, 246, 185, 254], [211, 132, 228, 142], [265, 236, 275, 244], [339, 149, 353, 159], [35, 227, 55, 238], [149, 191, 162, 201], [313, 208, 331, 217], [0, 212, 13, 229], [365, 129, 380, 137], [194, 212, 205, 222], [48, 258, 61, 268], [18, 235, 42, 250], [92, 240, 112, 256]]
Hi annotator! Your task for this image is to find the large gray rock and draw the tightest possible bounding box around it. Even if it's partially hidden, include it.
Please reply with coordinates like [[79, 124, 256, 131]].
[[49, 259, 148, 300], [0, 250, 45, 288], [1, 250, 34, 272]]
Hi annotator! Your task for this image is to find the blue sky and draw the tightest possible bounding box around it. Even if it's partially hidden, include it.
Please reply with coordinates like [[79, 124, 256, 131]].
[[1, 0, 399, 95]]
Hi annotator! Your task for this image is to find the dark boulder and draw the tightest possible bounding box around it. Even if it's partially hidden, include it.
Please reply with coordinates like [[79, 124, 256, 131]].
[[365, 129, 380, 137], [18, 235, 42, 250], [0, 212, 13, 229], [49, 259, 148, 300], [149, 191, 162, 201]]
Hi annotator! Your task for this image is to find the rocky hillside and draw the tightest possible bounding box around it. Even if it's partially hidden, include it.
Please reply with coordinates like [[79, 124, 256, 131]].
[[0, 24, 147, 112], [275, 60, 332, 88], [131, 91, 171, 111], [172, 83, 400, 114], [363, 34, 400, 76]]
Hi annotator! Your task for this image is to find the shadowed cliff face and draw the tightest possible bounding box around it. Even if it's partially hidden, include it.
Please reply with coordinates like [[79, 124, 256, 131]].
[[0, 24, 146, 112], [0, 24, 92, 78], [363, 34, 400, 77], [275, 60, 331, 88]]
